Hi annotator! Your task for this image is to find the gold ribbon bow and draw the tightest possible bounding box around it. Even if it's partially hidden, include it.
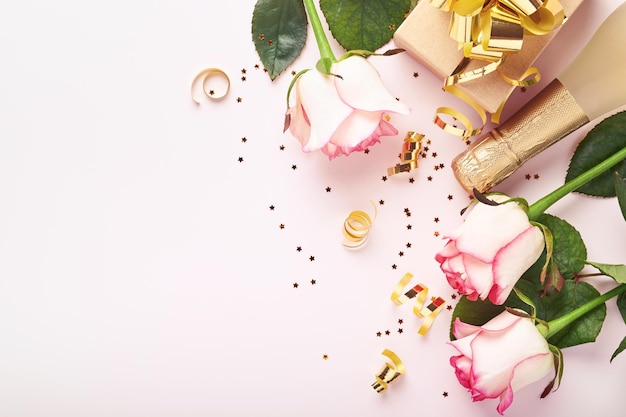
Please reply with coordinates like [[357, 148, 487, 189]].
[[431, 0, 566, 137]]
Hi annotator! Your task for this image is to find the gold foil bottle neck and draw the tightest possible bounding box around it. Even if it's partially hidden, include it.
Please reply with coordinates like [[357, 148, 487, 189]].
[[451, 79, 590, 193]]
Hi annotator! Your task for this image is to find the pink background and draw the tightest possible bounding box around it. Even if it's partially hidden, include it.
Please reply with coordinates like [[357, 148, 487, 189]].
[[0, 1, 624, 416]]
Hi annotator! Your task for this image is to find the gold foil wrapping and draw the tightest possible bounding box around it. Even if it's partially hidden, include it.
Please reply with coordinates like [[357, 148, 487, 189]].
[[452, 79, 589, 192]]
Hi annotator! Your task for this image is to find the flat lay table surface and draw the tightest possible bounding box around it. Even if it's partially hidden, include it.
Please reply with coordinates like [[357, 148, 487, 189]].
[[1, 1, 625, 416]]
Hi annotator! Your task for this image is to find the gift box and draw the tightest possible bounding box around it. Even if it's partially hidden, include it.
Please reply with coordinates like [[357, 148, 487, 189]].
[[394, 0, 585, 114]]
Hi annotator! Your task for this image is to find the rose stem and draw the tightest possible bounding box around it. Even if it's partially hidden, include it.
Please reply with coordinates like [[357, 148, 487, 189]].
[[302, 0, 336, 62], [527, 146, 626, 221], [541, 284, 626, 339]]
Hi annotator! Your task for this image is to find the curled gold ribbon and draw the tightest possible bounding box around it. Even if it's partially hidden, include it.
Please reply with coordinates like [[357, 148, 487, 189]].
[[191, 68, 231, 103], [391, 273, 446, 334], [372, 349, 405, 393], [430, 0, 565, 137], [417, 296, 447, 336], [387, 132, 425, 176], [390, 273, 429, 317], [342, 201, 377, 248]]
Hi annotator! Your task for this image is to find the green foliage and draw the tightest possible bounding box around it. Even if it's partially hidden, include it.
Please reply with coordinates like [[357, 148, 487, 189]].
[[617, 292, 626, 324], [610, 336, 626, 362], [252, 0, 308, 80], [449, 295, 505, 340], [544, 281, 606, 349], [320, 0, 411, 52], [615, 171, 626, 221], [532, 214, 587, 281], [566, 111, 626, 197], [587, 261, 626, 284]]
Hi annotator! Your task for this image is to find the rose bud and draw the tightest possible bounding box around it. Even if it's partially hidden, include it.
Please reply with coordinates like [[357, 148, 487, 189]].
[[435, 194, 545, 305], [285, 55, 410, 159], [449, 310, 554, 415]]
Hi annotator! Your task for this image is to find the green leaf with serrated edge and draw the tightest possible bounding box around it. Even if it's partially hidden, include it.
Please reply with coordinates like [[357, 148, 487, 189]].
[[610, 336, 626, 362], [586, 261, 626, 284], [544, 281, 606, 349], [252, 0, 307, 80], [449, 295, 504, 340], [320, 0, 411, 52], [565, 111, 626, 197], [533, 214, 587, 280], [615, 171, 626, 221]]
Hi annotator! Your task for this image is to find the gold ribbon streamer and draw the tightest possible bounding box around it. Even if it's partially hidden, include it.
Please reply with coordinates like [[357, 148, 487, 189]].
[[372, 349, 405, 393], [342, 201, 377, 248], [430, 0, 565, 138], [191, 68, 231, 103], [391, 273, 446, 334], [387, 132, 425, 176], [418, 296, 447, 335]]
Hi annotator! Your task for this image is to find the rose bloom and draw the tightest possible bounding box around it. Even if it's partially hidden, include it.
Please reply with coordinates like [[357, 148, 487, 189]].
[[435, 195, 544, 305], [285, 55, 410, 159], [449, 310, 554, 415]]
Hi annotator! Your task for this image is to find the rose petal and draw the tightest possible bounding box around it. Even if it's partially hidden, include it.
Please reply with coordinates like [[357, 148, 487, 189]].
[[330, 109, 385, 148], [295, 70, 353, 152], [332, 56, 410, 115], [453, 199, 537, 263], [462, 253, 495, 300], [490, 226, 545, 304]]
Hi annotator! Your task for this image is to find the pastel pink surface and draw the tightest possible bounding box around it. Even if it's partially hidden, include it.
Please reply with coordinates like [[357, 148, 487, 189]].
[[0, 1, 624, 417]]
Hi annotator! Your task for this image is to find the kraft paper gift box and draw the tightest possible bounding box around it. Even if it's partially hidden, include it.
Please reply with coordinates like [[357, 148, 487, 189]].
[[394, 0, 586, 114]]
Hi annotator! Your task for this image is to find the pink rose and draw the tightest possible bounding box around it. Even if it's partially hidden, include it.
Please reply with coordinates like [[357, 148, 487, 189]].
[[285, 55, 410, 159], [449, 311, 554, 415], [435, 195, 545, 305]]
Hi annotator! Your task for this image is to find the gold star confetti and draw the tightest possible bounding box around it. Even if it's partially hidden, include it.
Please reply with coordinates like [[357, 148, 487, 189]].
[[293, 282, 299, 288], [322, 354, 328, 360]]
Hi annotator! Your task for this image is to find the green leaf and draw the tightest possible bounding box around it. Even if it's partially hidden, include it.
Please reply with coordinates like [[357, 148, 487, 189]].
[[616, 292, 626, 324], [615, 171, 626, 221], [544, 281, 606, 349], [534, 214, 587, 280], [610, 336, 626, 362], [320, 0, 411, 52], [565, 111, 626, 197], [449, 295, 504, 340], [252, 0, 308, 80], [586, 261, 626, 284]]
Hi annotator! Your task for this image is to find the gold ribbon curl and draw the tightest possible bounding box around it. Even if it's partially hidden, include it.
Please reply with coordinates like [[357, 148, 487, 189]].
[[391, 273, 446, 335], [191, 68, 231, 103], [430, 0, 565, 138], [387, 132, 425, 176], [342, 201, 377, 249], [372, 349, 405, 393]]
